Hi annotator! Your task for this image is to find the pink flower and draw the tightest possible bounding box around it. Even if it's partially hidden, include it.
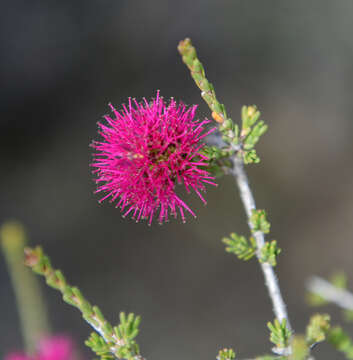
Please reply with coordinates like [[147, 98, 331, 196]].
[[37, 337, 73, 360], [5, 353, 29, 360], [5, 336, 74, 360], [91, 92, 216, 224]]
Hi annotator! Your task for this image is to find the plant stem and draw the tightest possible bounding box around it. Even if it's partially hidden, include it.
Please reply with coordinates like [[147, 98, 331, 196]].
[[0, 221, 51, 354], [307, 276, 353, 311], [178, 35, 292, 343], [24, 246, 144, 360], [232, 157, 292, 332]]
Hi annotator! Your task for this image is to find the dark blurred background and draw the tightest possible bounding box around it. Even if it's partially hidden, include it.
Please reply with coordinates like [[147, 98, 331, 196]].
[[1, 1, 353, 359]]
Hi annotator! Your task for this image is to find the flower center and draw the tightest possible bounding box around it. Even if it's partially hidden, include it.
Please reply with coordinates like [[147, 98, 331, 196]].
[[149, 143, 177, 164]]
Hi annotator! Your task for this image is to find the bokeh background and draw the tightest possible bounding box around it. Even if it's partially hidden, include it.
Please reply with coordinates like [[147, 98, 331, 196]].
[[1, 1, 353, 359]]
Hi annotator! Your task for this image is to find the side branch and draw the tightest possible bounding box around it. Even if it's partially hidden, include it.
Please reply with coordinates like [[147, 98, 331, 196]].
[[307, 276, 353, 311], [24, 246, 144, 360], [232, 157, 292, 332]]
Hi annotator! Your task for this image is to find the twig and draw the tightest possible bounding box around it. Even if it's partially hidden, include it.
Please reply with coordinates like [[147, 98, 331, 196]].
[[307, 276, 353, 311], [178, 36, 292, 335], [232, 157, 292, 332], [24, 246, 145, 360]]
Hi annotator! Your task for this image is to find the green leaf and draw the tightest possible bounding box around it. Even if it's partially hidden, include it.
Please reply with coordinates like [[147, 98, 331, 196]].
[[222, 233, 257, 261]]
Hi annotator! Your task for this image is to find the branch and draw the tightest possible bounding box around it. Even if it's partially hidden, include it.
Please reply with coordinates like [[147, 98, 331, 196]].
[[24, 246, 144, 360], [178, 38, 292, 337], [307, 276, 353, 311], [232, 158, 292, 332]]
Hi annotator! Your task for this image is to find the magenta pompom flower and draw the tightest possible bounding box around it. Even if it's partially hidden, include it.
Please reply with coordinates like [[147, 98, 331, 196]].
[[5, 336, 74, 360], [91, 92, 217, 224]]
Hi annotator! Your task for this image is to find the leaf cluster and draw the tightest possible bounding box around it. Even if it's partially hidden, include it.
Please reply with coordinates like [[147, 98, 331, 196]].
[[239, 106, 268, 164], [223, 210, 280, 267], [305, 313, 330, 346], [218, 118, 239, 146], [85, 333, 114, 359], [251, 210, 271, 234], [178, 38, 269, 167], [86, 312, 141, 360], [260, 241, 281, 267], [217, 348, 236, 360], [262, 314, 332, 359], [222, 233, 256, 261], [267, 319, 292, 349]]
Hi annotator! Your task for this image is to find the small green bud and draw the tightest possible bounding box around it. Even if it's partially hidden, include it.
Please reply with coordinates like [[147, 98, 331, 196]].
[[251, 210, 270, 234]]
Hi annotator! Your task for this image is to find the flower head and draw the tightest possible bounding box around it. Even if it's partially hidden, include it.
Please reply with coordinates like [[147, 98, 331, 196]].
[[5, 336, 74, 360], [91, 92, 216, 224]]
